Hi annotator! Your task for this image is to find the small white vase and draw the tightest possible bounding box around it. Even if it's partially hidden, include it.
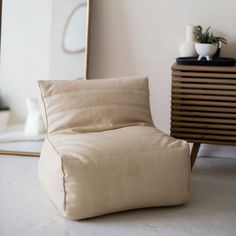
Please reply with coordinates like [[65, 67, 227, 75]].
[[24, 97, 45, 137], [179, 25, 198, 57], [195, 43, 218, 61]]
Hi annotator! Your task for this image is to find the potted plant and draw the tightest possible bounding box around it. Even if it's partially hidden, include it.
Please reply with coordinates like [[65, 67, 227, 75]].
[[194, 25, 227, 61]]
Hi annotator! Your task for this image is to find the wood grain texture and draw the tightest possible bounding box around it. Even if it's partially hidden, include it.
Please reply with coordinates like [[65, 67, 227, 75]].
[[172, 77, 236, 84], [172, 88, 236, 96], [172, 110, 236, 119], [172, 105, 236, 113], [0, 150, 40, 157], [171, 121, 236, 130], [172, 71, 236, 79], [171, 64, 236, 167], [172, 82, 236, 90], [190, 143, 200, 169], [171, 116, 236, 124], [171, 127, 236, 135], [172, 94, 236, 101], [171, 64, 236, 73], [172, 99, 236, 107]]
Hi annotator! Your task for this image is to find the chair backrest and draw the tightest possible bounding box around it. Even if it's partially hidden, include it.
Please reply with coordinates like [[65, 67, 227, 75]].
[[38, 76, 153, 134]]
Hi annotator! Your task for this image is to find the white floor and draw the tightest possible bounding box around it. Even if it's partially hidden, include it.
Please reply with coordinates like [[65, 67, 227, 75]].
[[0, 155, 236, 236]]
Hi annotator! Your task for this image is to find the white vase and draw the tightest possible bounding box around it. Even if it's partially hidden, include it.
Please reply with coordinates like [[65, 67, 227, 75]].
[[24, 97, 45, 137], [179, 25, 198, 57], [195, 43, 218, 61]]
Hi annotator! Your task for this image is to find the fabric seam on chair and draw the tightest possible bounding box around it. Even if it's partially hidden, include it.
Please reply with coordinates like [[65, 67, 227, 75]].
[[50, 131, 173, 148], [57, 146, 189, 161], [187, 146, 191, 199], [50, 122, 152, 134], [46, 103, 150, 113], [38, 82, 67, 214], [43, 87, 149, 98], [50, 129, 161, 139]]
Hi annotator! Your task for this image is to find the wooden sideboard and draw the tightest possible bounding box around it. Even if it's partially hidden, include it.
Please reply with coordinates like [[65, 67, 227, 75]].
[[170, 64, 236, 168]]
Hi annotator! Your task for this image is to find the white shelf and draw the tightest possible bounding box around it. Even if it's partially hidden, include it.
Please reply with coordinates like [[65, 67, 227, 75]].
[[0, 125, 44, 153]]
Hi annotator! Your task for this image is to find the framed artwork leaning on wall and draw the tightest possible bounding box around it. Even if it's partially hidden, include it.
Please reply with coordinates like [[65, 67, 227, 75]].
[[0, 0, 91, 157]]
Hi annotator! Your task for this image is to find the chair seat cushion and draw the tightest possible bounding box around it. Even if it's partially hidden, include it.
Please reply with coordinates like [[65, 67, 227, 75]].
[[39, 126, 190, 220]]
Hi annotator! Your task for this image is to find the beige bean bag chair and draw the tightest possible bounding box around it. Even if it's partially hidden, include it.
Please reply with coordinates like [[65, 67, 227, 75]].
[[38, 77, 190, 220]]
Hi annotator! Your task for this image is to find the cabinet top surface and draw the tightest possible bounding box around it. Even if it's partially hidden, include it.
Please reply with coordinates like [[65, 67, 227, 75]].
[[172, 63, 236, 73]]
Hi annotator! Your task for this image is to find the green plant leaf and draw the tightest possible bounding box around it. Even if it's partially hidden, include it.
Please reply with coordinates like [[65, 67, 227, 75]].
[[193, 25, 228, 45]]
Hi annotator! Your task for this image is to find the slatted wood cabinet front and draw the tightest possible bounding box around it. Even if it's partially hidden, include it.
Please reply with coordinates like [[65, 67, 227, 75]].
[[171, 64, 236, 148]]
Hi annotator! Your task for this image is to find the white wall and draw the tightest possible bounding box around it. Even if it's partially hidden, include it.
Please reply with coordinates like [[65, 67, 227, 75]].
[[0, 0, 87, 124], [0, 0, 54, 123], [89, 0, 236, 134]]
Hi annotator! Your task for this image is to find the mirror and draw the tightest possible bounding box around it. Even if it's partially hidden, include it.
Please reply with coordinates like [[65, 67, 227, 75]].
[[0, 0, 90, 157]]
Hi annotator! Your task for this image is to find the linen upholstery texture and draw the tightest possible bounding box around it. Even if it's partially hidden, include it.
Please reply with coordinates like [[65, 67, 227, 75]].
[[38, 77, 190, 220]]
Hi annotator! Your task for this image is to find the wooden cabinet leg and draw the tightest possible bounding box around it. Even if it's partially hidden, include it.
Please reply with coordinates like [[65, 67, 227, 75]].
[[190, 143, 201, 170]]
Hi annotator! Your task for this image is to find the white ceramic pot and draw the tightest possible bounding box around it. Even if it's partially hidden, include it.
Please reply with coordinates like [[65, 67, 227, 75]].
[[195, 43, 218, 61]]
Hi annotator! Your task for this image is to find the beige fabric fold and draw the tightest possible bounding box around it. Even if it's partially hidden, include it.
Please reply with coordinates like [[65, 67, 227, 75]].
[[38, 76, 190, 220]]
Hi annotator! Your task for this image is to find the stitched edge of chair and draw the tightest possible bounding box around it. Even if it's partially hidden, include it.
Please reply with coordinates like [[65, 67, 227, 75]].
[[38, 81, 67, 214], [187, 142, 191, 201]]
